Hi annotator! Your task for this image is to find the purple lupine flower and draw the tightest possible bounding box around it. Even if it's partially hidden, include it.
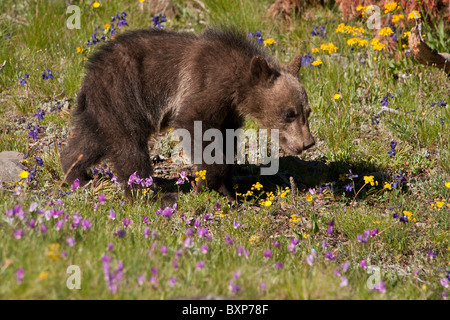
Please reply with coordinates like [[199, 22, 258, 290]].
[[138, 274, 145, 286], [201, 244, 209, 254], [72, 213, 82, 228], [342, 261, 350, 272], [168, 276, 177, 287], [143, 227, 150, 239], [183, 237, 192, 248], [198, 227, 209, 238], [324, 252, 336, 260], [82, 218, 92, 230], [371, 228, 379, 237], [19, 74, 29, 86], [194, 219, 201, 228], [263, 249, 272, 258], [33, 108, 45, 122], [327, 218, 335, 235], [13, 229, 23, 239], [16, 267, 25, 284], [176, 171, 189, 185], [203, 213, 213, 221], [160, 245, 167, 255], [372, 281, 386, 293], [28, 202, 38, 212], [107, 242, 114, 251], [427, 250, 437, 259], [55, 219, 65, 231], [152, 14, 166, 29], [66, 237, 75, 247], [108, 209, 116, 220], [98, 194, 106, 204], [233, 218, 244, 229], [225, 234, 233, 245], [70, 178, 80, 191], [41, 68, 53, 80], [388, 141, 398, 158], [161, 207, 174, 218], [340, 276, 348, 288], [306, 253, 314, 266], [185, 227, 194, 237], [28, 218, 36, 229], [196, 261, 205, 270], [359, 259, 367, 268], [123, 218, 131, 228], [344, 184, 353, 192]]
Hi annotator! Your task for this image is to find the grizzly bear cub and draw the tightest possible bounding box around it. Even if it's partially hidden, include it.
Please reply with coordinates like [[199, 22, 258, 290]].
[[60, 28, 315, 200]]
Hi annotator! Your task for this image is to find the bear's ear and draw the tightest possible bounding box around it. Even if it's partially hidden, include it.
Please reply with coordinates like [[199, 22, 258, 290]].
[[286, 54, 302, 76], [250, 55, 275, 84]]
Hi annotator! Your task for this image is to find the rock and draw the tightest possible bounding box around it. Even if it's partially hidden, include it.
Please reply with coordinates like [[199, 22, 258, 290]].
[[0, 151, 25, 183]]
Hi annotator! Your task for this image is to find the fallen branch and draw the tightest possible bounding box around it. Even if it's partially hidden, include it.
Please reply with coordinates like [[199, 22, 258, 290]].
[[408, 17, 450, 75]]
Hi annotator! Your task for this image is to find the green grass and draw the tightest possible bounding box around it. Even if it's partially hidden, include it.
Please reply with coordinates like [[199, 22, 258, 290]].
[[0, 0, 449, 300]]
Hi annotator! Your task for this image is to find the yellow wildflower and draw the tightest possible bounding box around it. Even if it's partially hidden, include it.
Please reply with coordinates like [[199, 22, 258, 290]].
[[403, 211, 413, 221], [384, 183, 392, 190], [403, 31, 411, 38], [303, 234, 310, 239], [18, 171, 29, 179], [379, 27, 394, 37], [306, 194, 313, 202], [264, 200, 272, 207], [333, 93, 341, 100], [38, 272, 49, 280], [249, 235, 260, 244], [92, 2, 100, 8], [320, 42, 338, 54], [104, 24, 111, 29], [264, 38, 276, 46], [347, 38, 359, 46], [384, 2, 398, 13], [253, 182, 263, 191], [358, 39, 369, 47], [408, 10, 421, 20], [311, 48, 319, 53], [311, 59, 322, 66], [445, 182, 450, 188], [392, 14, 404, 23]]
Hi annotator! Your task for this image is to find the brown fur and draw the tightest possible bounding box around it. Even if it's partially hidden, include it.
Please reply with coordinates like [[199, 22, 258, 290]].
[[60, 28, 314, 200]]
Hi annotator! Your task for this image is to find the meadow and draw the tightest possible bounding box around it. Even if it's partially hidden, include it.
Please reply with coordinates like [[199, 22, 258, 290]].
[[0, 0, 449, 300]]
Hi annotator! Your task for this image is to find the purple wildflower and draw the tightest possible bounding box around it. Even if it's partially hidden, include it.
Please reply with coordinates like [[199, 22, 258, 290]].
[[233, 218, 244, 229], [123, 218, 131, 228], [196, 261, 205, 270], [225, 234, 234, 245], [168, 276, 177, 287], [108, 209, 116, 220], [98, 194, 106, 204], [263, 249, 272, 258], [16, 267, 25, 284]]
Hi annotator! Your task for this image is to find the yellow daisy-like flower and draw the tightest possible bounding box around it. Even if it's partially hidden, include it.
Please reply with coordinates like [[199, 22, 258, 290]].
[[264, 200, 272, 207], [92, 2, 100, 9], [311, 59, 322, 66], [306, 194, 313, 202], [303, 234, 310, 239], [403, 211, 413, 221], [347, 38, 359, 46], [379, 27, 394, 37], [46, 251, 59, 261], [333, 93, 341, 100], [38, 272, 49, 280], [445, 182, 450, 188], [311, 48, 319, 53], [18, 170, 29, 179], [383, 2, 398, 13], [140, 0, 146, 2], [320, 42, 338, 54], [392, 14, 404, 23], [49, 243, 60, 251], [358, 39, 369, 47], [249, 235, 260, 244], [408, 10, 421, 20], [104, 24, 111, 29], [403, 31, 411, 39], [264, 38, 276, 46], [383, 183, 392, 190], [363, 175, 374, 184], [253, 182, 263, 191]]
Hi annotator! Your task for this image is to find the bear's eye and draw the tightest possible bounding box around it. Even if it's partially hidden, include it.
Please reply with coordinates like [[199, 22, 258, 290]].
[[285, 110, 297, 121]]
